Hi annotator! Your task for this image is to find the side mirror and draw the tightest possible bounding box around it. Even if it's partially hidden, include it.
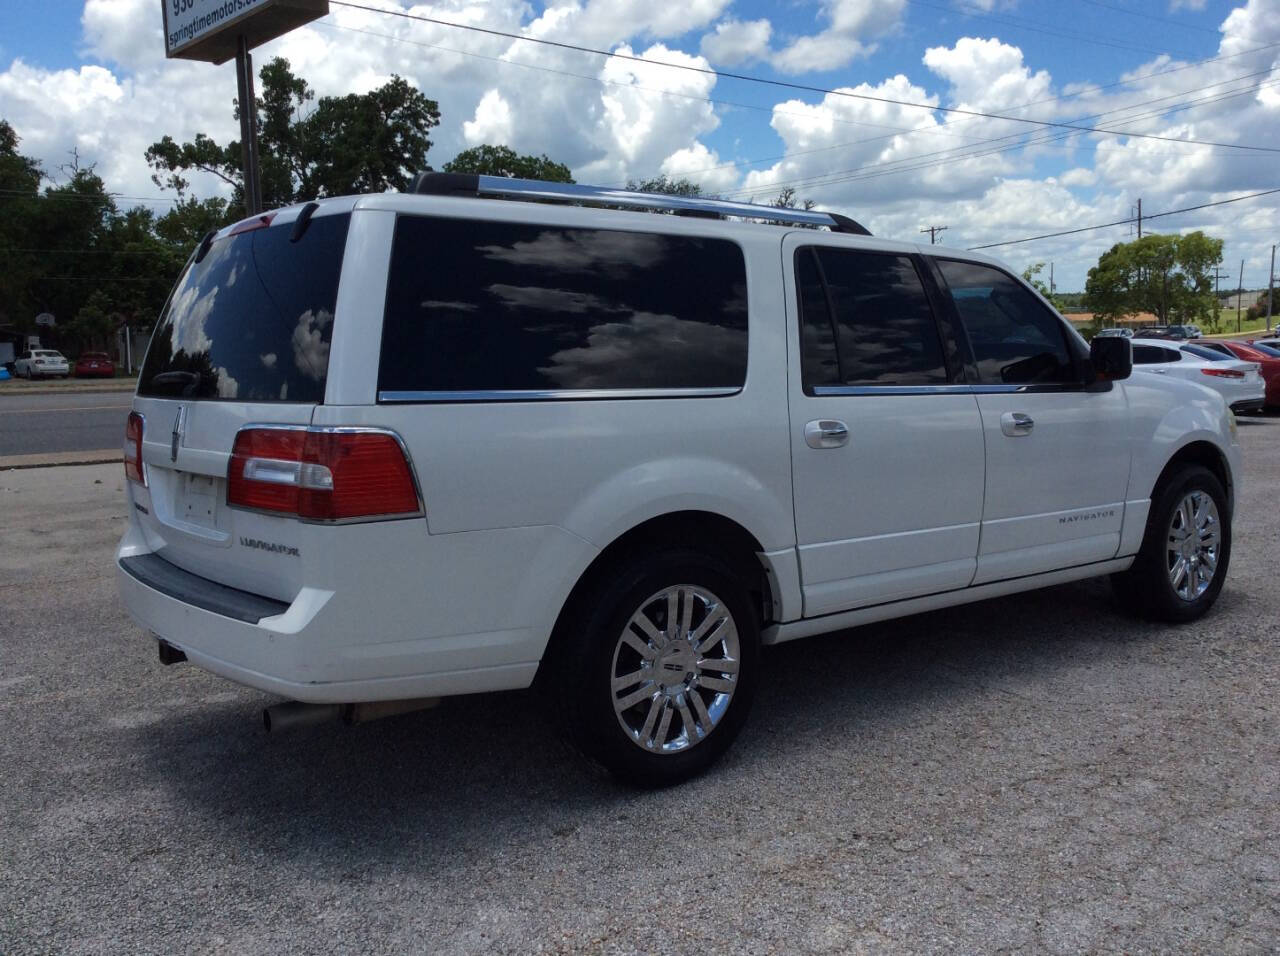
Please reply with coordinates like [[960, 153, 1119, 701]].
[[1089, 335, 1132, 384]]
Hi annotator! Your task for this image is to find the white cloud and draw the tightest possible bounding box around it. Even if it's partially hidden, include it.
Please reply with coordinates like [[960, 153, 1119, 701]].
[[463, 90, 514, 146], [660, 142, 738, 193], [1059, 167, 1097, 187], [923, 37, 1054, 115], [699, 18, 772, 66], [772, 0, 907, 74]]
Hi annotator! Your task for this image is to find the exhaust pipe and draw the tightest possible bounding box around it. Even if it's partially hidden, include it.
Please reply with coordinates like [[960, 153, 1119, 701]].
[[157, 640, 187, 666], [262, 702, 342, 733], [262, 697, 439, 733]]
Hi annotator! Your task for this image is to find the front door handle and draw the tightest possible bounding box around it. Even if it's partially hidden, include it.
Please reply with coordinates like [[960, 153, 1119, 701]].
[[805, 420, 849, 449], [1000, 412, 1035, 437]]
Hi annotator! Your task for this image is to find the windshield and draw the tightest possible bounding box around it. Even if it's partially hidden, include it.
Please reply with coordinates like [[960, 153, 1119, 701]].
[[138, 212, 350, 402]]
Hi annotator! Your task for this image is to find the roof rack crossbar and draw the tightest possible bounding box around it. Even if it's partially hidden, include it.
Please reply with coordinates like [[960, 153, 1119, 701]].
[[409, 173, 871, 235]]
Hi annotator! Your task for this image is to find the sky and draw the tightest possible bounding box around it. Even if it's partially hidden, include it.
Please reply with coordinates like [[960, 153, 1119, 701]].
[[0, 0, 1277, 292]]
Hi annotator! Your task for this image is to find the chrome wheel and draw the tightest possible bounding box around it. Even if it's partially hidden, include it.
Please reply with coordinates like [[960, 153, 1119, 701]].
[[1166, 490, 1221, 601], [610, 584, 741, 755]]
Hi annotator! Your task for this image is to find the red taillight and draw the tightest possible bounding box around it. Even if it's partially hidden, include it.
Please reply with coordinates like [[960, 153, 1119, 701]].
[[1201, 368, 1244, 379], [124, 412, 145, 485], [227, 427, 420, 522]]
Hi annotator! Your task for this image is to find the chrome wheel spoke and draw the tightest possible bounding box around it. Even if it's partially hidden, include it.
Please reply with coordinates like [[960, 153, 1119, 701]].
[[631, 613, 664, 649], [675, 698, 698, 741], [688, 602, 724, 642], [678, 587, 694, 640], [688, 689, 712, 734], [611, 583, 742, 755], [698, 656, 739, 675], [612, 668, 649, 692], [620, 630, 658, 661], [696, 617, 736, 655], [699, 675, 735, 694], [653, 700, 674, 749], [638, 696, 663, 743], [617, 684, 657, 712]]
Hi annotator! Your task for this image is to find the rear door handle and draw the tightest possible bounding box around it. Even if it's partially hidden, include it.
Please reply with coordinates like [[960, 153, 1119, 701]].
[[804, 420, 849, 449], [1000, 412, 1034, 437]]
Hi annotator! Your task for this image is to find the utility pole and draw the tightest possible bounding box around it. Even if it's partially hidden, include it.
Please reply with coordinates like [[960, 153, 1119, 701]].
[[1268, 244, 1275, 333], [235, 35, 263, 217], [1136, 198, 1142, 239], [1213, 264, 1229, 331], [1237, 259, 1245, 333], [1049, 262, 1055, 298], [920, 225, 948, 245]]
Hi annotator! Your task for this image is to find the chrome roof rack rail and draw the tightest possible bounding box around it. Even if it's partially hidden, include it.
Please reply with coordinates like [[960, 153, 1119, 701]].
[[408, 172, 872, 236]]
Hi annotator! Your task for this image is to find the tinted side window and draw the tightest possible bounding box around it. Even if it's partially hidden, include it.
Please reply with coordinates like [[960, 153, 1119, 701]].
[[935, 259, 1075, 386], [796, 247, 947, 388], [1132, 345, 1166, 365], [796, 248, 839, 387], [379, 217, 748, 394]]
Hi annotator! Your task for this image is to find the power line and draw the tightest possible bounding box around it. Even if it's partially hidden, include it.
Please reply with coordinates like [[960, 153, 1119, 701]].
[[328, 0, 1280, 155], [719, 74, 1280, 200], [911, 0, 1203, 60], [966, 188, 1280, 251]]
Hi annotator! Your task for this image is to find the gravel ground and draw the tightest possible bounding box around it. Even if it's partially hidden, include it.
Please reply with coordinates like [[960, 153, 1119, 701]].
[[1, 420, 1277, 954]]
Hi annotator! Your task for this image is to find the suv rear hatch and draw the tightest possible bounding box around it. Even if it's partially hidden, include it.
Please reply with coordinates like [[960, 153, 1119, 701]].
[[125, 206, 353, 603]]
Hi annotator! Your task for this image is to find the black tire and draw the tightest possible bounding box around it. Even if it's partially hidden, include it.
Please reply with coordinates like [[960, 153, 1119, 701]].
[[549, 548, 760, 788], [1111, 464, 1231, 622]]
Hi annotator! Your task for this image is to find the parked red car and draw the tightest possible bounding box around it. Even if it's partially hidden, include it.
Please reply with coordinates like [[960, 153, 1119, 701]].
[[1210, 341, 1280, 410], [74, 351, 116, 378]]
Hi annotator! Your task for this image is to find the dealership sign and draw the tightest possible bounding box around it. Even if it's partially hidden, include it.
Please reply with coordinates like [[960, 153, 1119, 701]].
[[162, 0, 328, 64]]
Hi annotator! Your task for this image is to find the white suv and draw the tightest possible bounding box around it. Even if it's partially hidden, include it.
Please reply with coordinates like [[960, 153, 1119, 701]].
[[117, 175, 1241, 786]]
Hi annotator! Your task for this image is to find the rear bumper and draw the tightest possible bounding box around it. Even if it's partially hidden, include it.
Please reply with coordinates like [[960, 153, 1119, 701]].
[[1230, 397, 1266, 414], [115, 512, 596, 704], [117, 552, 540, 702]]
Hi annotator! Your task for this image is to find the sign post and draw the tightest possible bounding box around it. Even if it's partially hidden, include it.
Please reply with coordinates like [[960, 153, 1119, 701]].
[[160, 0, 328, 217]]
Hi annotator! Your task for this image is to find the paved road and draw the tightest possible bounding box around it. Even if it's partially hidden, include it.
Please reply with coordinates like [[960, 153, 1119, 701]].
[[1, 422, 1277, 953], [0, 392, 132, 457]]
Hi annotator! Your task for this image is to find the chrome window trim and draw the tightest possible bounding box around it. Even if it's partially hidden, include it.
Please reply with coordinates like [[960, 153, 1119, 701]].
[[808, 383, 1076, 396], [377, 387, 742, 403], [811, 384, 971, 396]]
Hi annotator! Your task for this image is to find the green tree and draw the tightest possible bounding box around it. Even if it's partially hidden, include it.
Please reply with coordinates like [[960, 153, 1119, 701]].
[[770, 186, 816, 211], [626, 174, 707, 197], [146, 58, 440, 208], [1021, 262, 1066, 313], [155, 196, 234, 250], [443, 145, 573, 182], [0, 120, 45, 328], [1084, 232, 1224, 328]]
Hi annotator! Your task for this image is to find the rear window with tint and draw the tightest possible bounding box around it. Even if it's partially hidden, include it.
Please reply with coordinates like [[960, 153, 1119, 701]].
[[378, 216, 749, 396], [139, 213, 350, 402]]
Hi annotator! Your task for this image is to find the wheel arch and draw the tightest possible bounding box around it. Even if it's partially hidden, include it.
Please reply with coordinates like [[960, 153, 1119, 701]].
[[538, 510, 773, 679], [1152, 439, 1234, 515]]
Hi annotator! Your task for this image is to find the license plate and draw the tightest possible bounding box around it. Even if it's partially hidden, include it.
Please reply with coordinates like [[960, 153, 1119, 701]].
[[181, 473, 219, 528]]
